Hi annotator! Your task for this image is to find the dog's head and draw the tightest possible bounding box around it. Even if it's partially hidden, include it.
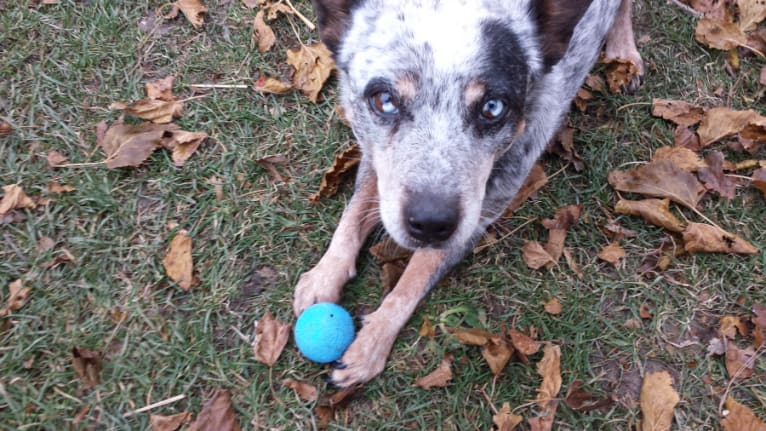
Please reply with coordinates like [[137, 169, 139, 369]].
[[314, 0, 592, 250]]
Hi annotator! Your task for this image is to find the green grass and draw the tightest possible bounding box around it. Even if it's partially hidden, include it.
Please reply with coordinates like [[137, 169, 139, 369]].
[[1, 0, 765, 429]]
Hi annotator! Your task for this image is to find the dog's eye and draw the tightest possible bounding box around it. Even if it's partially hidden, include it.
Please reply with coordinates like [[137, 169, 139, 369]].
[[480, 99, 506, 121], [369, 91, 400, 116]]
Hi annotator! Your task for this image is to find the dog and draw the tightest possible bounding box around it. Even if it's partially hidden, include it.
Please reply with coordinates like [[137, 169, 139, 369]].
[[293, 0, 643, 387]]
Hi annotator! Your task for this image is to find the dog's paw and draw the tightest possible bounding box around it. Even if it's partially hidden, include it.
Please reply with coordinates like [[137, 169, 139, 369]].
[[292, 257, 356, 316], [329, 312, 397, 387]]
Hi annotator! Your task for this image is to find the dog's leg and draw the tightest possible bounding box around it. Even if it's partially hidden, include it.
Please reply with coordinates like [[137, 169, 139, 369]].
[[330, 247, 452, 387], [605, 0, 644, 93], [293, 164, 379, 316]]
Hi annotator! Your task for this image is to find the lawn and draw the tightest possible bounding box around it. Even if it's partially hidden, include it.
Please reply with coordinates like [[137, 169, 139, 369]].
[[1, 0, 765, 429]]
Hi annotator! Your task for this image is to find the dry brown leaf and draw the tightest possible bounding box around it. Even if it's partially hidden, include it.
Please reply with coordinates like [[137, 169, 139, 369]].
[[240, 0, 260, 7], [413, 353, 453, 389], [481, 336, 513, 376], [450, 327, 494, 346], [698, 151, 738, 199], [161, 130, 208, 167], [674, 125, 702, 151], [418, 317, 435, 338], [695, 18, 748, 50], [508, 328, 542, 356], [48, 181, 75, 194], [38, 236, 55, 252], [253, 311, 290, 367], [737, 0, 766, 32], [0, 121, 13, 136], [100, 122, 179, 169], [652, 147, 707, 172], [167, 0, 208, 29], [263, 2, 293, 20], [41, 248, 77, 269], [639, 303, 654, 319], [725, 343, 756, 379], [0, 184, 36, 216], [150, 411, 192, 431], [253, 10, 275, 53], [507, 162, 548, 213], [564, 380, 614, 412], [315, 385, 363, 429], [309, 144, 361, 203], [574, 87, 592, 112], [603, 57, 641, 93], [543, 297, 563, 315], [719, 315, 748, 339], [146, 76, 176, 101], [615, 198, 686, 233], [697, 107, 765, 147], [689, 0, 730, 18], [541, 204, 582, 265], [721, 396, 766, 431], [547, 127, 584, 171], [683, 222, 757, 254], [534, 344, 562, 430], [640, 371, 679, 431], [522, 241, 555, 270], [369, 238, 413, 264], [187, 389, 241, 431], [493, 402, 523, 431], [47, 150, 68, 167], [163, 230, 193, 290], [281, 378, 319, 402], [1, 279, 31, 317], [71, 347, 103, 389], [255, 154, 290, 183], [598, 241, 626, 266], [608, 160, 706, 209], [111, 99, 184, 124], [253, 76, 293, 95], [286, 42, 335, 103], [528, 401, 558, 431], [381, 260, 406, 295], [651, 99, 705, 127]]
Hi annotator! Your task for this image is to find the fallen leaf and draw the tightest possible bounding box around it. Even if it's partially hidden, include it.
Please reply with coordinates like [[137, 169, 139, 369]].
[[47, 150, 68, 167], [652, 146, 707, 172], [688, 0, 730, 18], [413, 353, 453, 389], [522, 241, 555, 270], [309, 144, 361, 203], [419, 317, 435, 338], [493, 402, 523, 431], [547, 127, 584, 171], [315, 385, 363, 429], [240, 0, 259, 7], [100, 122, 180, 168], [603, 57, 641, 93], [111, 99, 184, 124], [639, 303, 654, 319], [71, 347, 103, 389], [615, 198, 686, 233], [651, 99, 705, 127], [1, 279, 31, 317], [752, 168, 766, 198], [163, 230, 194, 290], [369, 238, 413, 264], [598, 241, 626, 266], [508, 328, 542, 356], [253, 10, 275, 53], [682, 222, 757, 254], [507, 163, 548, 212], [698, 151, 737, 199], [281, 378, 319, 401], [286, 42, 335, 103], [719, 315, 748, 339], [697, 107, 765, 147], [608, 160, 706, 209], [640, 371, 679, 431], [381, 260, 406, 295], [255, 154, 291, 183], [543, 298, 563, 315], [263, 1, 294, 20], [41, 248, 77, 269], [253, 76, 293, 95], [564, 380, 614, 412], [0, 121, 13, 136], [48, 181, 75, 194], [146, 76, 176, 101], [529, 344, 562, 431], [695, 18, 748, 50], [674, 125, 701, 150], [166, 0, 208, 29], [541, 204, 582, 265], [0, 184, 36, 216], [450, 327, 494, 346], [737, 0, 766, 32], [481, 336, 514, 376], [722, 397, 766, 431], [150, 411, 192, 431], [37, 236, 55, 252], [187, 389, 241, 431], [253, 311, 290, 367], [161, 129, 208, 167], [725, 343, 756, 379]]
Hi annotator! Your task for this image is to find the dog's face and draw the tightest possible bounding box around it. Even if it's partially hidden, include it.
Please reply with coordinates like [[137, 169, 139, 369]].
[[314, 0, 592, 250]]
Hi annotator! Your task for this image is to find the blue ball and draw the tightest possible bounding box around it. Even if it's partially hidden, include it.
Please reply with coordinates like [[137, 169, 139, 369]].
[[294, 303, 355, 363]]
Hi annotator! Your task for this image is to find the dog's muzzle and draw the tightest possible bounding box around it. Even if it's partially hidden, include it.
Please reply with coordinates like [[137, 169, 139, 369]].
[[403, 192, 460, 245]]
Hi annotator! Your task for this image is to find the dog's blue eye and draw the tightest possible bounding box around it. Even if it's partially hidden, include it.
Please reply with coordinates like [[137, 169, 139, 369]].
[[370, 91, 399, 116], [481, 99, 506, 120]]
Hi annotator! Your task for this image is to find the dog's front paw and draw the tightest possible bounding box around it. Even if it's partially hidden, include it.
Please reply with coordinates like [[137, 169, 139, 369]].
[[293, 257, 356, 316], [329, 312, 397, 387]]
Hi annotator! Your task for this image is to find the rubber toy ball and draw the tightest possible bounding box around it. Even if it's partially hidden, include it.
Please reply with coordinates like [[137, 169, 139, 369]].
[[294, 302, 355, 363]]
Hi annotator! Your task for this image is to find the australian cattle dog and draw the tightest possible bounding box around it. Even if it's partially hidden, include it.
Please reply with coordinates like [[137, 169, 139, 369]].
[[293, 0, 643, 386]]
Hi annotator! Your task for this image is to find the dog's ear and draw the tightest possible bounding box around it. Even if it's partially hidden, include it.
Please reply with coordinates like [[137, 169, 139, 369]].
[[312, 0, 359, 55], [532, 0, 593, 69]]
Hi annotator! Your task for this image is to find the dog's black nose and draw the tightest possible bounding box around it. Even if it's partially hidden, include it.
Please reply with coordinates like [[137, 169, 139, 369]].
[[404, 193, 460, 244]]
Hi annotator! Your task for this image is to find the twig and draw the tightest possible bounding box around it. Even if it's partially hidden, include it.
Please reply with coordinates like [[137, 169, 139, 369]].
[[123, 394, 187, 417], [667, 0, 702, 17], [284, 0, 315, 31]]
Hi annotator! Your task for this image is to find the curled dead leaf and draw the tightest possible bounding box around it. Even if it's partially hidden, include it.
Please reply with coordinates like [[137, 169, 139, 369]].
[[166, 0, 208, 29], [522, 241, 555, 270], [450, 327, 494, 346], [725, 343, 756, 380], [481, 336, 513, 376], [598, 241, 626, 266], [603, 57, 641, 93], [413, 353, 453, 389], [309, 144, 361, 203], [163, 230, 194, 290], [253, 76, 293, 95], [493, 402, 523, 431], [100, 122, 180, 168], [47, 150, 68, 168], [146, 76, 176, 101], [651, 98, 705, 127], [608, 160, 706, 209], [0, 184, 36, 216], [506, 162, 548, 213], [253, 10, 275, 53], [508, 328, 542, 356], [0, 121, 13, 136], [697, 107, 765, 147], [253, 311, 290, 367], [564, 380, 613, 412], [543, 297, 563, 315], [150, 411, 192, 431], [1, 279, 31, 317], [682, 222, 757, 254], [161, 130, 208, 167], [695, 18, 748, 50], [187, 389, 241, 431], [286, 42, 335, 103], [71, 347, 103, 389], [282, 378, 319, 402], [615, 198, 685, 233], [111, 99, 184, 124]]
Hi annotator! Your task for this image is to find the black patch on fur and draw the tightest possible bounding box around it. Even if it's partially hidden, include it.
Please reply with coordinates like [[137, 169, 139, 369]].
[[530, 0, 593, 69], [470, 20, 529, 138], [312, 0, 364, 56]]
